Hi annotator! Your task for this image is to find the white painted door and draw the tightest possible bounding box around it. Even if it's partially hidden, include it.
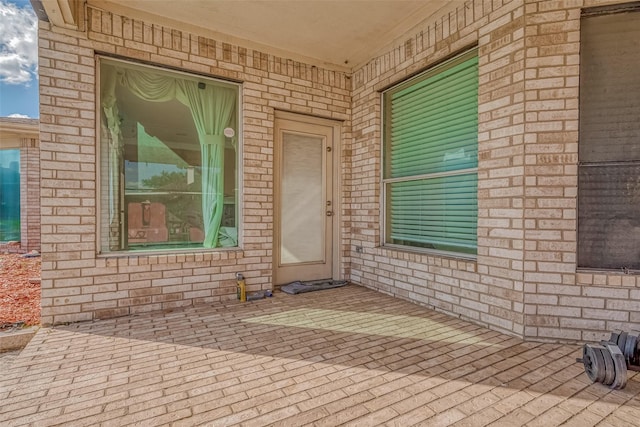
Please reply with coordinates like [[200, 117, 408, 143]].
[[274, 113, 338, 286]]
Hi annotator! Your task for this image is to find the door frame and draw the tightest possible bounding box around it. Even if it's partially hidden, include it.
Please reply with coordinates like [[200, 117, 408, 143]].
[[273, 110, 342, 286]]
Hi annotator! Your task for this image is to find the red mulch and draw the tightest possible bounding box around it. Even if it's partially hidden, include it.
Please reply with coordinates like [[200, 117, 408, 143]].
[[0, 254, 41, 327]]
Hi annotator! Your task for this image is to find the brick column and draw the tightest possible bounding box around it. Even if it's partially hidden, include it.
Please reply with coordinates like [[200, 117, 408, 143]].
[[476, 2, 527, 335], [20, 137, 41, 252]]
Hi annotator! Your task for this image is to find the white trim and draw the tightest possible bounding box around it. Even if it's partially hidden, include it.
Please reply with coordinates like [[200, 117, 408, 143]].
[[383, 167, 478, 184], [273, 110, 343, 284]]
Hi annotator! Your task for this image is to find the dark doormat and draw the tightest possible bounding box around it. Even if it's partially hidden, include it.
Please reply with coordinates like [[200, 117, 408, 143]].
[[281, 279, 348, 295]]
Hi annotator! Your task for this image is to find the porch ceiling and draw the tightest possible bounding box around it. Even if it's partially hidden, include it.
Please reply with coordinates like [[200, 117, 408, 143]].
[[54, 0, 464, 71]]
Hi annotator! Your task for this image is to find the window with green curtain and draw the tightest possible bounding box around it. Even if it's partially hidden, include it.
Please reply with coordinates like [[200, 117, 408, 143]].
[[383, 49, 478, 255], [99, 57, 240, 253]]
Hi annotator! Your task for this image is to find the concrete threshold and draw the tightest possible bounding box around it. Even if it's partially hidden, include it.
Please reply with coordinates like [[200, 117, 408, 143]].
[[0, 326, 39, 352]]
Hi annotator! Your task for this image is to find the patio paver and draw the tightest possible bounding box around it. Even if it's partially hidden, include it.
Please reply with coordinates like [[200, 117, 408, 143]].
[[1, 284, 638, 426]]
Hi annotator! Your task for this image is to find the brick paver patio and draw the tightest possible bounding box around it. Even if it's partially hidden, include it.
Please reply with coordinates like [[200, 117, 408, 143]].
[[1, 285, 638, 426]]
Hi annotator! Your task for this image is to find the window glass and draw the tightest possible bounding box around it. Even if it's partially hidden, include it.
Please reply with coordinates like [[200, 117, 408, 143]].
[[578, 164, 640, 269], [0, 149, 20, 242], [99, 58, 239, 252], [578, 6, 640, 270], [383, 49, 478, 256]]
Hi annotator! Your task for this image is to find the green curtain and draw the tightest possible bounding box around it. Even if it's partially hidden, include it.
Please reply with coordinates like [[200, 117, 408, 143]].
[[100, 62, 237, 248], [177, 81, 236, 248], [100, 64, 123, 236]]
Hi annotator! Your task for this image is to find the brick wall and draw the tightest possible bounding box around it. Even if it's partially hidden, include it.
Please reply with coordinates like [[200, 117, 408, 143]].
[[38, 7, 350, 325], [39, 0, 640, 341], [522, 0, 640, 342], [348, 0, 640, 342]]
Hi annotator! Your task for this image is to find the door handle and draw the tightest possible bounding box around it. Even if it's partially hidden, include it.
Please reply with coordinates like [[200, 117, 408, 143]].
[[326, 211, 334, 216]]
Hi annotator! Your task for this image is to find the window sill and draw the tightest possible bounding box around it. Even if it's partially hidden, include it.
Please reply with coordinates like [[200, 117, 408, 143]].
[[380, 243, 477, 263], [576, 267, 640, 276], [97, 246, 243, 258]]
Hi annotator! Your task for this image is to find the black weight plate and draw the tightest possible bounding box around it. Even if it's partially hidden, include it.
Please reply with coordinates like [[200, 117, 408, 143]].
[[582, 344, 606, 383], [617, 331, 628, 354], [610, 330, 621, 344], [631, 332, 640, 366], [592, 345, 607, 383], [601, 345, 616, 386], [605, 343, 628, 390], [624, 333, 637, 365], [582, 344, 595, 382]]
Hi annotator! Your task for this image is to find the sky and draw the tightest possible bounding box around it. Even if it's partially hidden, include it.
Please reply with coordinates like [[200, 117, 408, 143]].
[[0, 0, 39, 118]]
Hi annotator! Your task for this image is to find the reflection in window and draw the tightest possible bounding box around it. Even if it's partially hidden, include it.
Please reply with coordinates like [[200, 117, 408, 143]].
[[0, 149, 20, 242], [578, 6, 640, 270], [99, 58, 239, 252]]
